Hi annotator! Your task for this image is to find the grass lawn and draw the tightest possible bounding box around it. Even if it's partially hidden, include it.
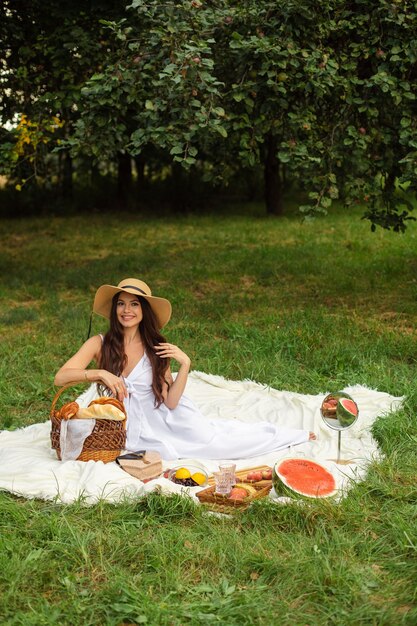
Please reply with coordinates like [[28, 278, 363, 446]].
[[0, 205, 416, 625]]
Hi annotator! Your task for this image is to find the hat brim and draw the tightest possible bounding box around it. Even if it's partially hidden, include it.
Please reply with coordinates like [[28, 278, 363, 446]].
[[93, 284, 172, 329]]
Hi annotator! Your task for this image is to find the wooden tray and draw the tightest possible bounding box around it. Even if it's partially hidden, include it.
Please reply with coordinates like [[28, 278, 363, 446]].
[[197, 464, 273, 511], [207, 464, 272, 486]]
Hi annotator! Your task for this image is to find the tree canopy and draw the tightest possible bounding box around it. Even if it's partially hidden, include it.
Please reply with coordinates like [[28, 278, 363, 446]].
[[1, 0, 417, 230]]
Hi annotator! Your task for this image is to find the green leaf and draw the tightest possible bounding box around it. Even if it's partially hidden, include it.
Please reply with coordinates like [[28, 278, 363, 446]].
[[400, 118, 411, 128], [161, 63, 177, 75], [214, 125, 228, 138], [320, 196, 332, 208], [278, 151, 291, 163]]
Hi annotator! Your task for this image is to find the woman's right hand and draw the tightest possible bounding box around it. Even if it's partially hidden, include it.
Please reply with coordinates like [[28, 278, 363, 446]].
[[53, 336, 128, 402], [99, 370, 128, 401]]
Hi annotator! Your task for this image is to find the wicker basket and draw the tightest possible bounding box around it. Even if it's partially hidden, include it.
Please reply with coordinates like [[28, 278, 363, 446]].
[[196, 482, 272, 511], [196, 465, 273, 511], [50, 384, 127, 463]]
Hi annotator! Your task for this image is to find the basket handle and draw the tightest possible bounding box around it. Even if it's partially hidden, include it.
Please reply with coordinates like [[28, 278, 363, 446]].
[[50, 382, 91, 418]]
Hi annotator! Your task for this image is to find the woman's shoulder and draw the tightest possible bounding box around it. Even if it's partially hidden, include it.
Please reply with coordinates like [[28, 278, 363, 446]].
[[87, 334, 103, 345], [81, 334, 103, 354]]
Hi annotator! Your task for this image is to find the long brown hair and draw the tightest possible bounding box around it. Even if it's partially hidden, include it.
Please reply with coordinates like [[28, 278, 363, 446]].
[[99, 293, 170, 407]]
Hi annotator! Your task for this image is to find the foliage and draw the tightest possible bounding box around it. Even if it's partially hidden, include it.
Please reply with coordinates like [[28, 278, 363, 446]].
[[1, 1, 417, 227], [0, 0, 124, 190], [10, 114, 65, 189], [67, 1, 228, 169]]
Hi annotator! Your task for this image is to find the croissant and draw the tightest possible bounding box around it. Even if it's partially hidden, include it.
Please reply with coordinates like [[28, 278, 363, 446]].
[[59, 401, 80, 420]]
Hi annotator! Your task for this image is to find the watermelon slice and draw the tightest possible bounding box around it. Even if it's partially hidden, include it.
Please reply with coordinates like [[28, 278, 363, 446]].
[[273, 458, 337, 499], [336, 398, 358, 427]]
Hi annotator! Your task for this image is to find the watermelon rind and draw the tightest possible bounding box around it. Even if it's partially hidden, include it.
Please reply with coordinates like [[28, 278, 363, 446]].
[[272, 458, 337, 500]]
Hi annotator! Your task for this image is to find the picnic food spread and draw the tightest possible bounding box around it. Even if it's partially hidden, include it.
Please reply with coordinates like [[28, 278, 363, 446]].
[[245, 468, 272, 482], [77, 400, 126, 421], [166, 465, 209, 487], [196, 465, 274, 508], [228, 483, 258, 501], [273, 458, 336, 499], [54, 398, 126, 421]]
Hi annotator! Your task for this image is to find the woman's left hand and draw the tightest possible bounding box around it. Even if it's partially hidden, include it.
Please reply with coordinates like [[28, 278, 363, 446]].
[[154, 343, 191, 368]]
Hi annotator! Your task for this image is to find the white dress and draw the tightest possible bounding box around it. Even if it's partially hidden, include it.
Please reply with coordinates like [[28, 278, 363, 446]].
[[122, 352, 310, 460]]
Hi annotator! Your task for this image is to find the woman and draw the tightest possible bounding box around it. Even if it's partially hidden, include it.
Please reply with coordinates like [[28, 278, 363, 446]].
[[55, 278, 316, 459]]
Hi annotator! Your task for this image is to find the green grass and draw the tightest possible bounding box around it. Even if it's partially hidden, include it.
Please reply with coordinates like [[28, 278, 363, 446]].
[[0, 205, 416, 625]]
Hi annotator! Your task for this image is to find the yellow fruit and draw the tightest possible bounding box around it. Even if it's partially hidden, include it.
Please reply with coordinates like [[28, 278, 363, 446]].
[[191, 472, 207, 486], [175, 467, 191, 480], [235, 482, 257, 496]]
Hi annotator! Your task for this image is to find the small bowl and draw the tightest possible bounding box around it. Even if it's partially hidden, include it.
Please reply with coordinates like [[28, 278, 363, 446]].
[[167, 463, 209, 487]]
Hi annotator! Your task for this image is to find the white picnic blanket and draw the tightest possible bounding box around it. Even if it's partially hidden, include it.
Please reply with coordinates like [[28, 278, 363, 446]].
[[0, 372, 403, 505]]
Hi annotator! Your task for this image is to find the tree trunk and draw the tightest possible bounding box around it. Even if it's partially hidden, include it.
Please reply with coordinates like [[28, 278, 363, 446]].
[[90, 161, 101, 188], [170, 162, 187, 212], [244, 167, 260, 201], [264, 133, 283, 215], [134, 155, 146, 194], [117, 152, 133, 208], [384, 169, 398, 193], [61, 150, 73, 200]]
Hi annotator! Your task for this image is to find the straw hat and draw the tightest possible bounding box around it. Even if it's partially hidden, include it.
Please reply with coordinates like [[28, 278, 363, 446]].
[[93, 278, 172, 328]]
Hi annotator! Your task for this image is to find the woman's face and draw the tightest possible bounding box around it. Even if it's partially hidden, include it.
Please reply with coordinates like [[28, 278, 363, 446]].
[[116, 293, 143, 329]]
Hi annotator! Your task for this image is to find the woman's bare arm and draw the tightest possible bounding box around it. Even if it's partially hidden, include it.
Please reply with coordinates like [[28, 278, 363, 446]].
[[155, 343, 191, 410], [54, 335, 128, 400]]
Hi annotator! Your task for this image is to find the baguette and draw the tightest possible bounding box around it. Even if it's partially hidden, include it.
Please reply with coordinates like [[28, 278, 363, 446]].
[[89, 397, 126, 416], [77, 402, 126, 421]]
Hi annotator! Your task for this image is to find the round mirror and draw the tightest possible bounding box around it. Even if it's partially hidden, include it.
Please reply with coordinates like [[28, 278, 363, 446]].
[[320, 391, 359, 431]]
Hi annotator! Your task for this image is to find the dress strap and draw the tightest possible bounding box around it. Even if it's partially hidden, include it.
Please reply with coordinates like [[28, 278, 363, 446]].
[[99, 333, 104, 343]]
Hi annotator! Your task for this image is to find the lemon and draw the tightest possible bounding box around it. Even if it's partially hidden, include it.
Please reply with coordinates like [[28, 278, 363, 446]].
[[175, 467, 191, 480], [191, 472, 207, 486]]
